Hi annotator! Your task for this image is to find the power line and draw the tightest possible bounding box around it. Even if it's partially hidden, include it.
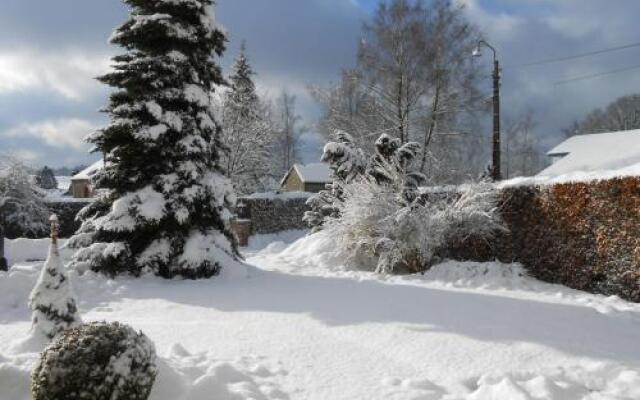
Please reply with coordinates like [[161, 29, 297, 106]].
[[516, 41, 640, 68], [553, 63, 640, 86]]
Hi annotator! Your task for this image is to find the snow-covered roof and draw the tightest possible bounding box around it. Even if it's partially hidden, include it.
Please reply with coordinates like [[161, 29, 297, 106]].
[[539, 130, 640, 177], [283, 163, 332, 184], [71, 159, 104, 180]]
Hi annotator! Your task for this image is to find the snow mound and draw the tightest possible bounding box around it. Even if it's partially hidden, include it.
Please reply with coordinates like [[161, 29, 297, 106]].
[[150, 344, 289, 400], [0, 267, 40, 323], [421, 261, 530, 290], [247, 231, 348, 274], [467, 365, 640, 400], [242, 230, 308, 255]]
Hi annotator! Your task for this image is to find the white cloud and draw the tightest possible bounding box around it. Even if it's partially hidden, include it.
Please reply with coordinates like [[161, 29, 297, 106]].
[[0, 49, 111, 100], [460, 0, 522, 38], [10, 149, 40, 163], [3, 118, 100, 150]]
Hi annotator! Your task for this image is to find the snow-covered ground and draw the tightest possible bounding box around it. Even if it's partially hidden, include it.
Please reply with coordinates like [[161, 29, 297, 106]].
[[1, 231, 640, 399]]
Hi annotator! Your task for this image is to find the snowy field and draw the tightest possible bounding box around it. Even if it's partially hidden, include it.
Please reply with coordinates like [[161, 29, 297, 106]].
[[2, 231, 640, 399]]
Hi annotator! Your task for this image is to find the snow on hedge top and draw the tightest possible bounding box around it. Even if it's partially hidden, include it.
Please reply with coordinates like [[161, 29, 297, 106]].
[[539, 129, 640, 177], [72, 160, 104, 181], [291, 163, 332, 183], [245, 191, 314, 200]]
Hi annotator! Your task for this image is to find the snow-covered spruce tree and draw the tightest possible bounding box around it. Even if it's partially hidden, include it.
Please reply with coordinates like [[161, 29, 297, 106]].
[[35, 166, 58, 190], [68, 0, 240, 278], [303, 130, 366, 232], [220, 42, 277, 195], [29, 215, 81, 340]]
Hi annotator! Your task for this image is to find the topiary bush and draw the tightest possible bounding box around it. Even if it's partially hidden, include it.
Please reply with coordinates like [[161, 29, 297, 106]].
[[31, 321, 157, 400]]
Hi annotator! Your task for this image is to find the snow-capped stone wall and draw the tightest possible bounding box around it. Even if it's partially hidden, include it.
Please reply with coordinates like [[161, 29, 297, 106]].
[[236, 192, 313, 236], [442, 176, 640, 302], [7, 192, 313, 241]]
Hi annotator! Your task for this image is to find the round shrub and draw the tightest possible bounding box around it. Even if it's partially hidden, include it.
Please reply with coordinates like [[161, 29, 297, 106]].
[[31, 321, 157, 400]]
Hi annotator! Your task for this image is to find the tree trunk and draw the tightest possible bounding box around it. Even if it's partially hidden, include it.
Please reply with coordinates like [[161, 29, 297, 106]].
[[397, 77, 405, 143], [420, 85, 441, 172]]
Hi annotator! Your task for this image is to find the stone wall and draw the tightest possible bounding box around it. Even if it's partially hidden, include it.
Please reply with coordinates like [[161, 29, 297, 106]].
[[7, 192, 312, 241], [236, 192, 312, 235]]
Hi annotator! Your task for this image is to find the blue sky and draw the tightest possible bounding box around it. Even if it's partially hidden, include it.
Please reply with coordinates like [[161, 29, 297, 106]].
[[1, 0, 640, 169]]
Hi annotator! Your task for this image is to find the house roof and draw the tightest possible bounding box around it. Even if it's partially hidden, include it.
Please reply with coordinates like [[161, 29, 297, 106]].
[[71, 159, 104, 180], [281, 163, 332, 185], [538, 129, 640, 176]]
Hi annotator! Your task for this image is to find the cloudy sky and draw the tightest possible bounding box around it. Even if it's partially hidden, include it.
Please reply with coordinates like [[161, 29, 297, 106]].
[[1, 0, 640, 168]]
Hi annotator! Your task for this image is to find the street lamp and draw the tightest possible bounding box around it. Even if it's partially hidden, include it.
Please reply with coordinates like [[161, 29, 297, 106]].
[[473, 40, 502, 181]]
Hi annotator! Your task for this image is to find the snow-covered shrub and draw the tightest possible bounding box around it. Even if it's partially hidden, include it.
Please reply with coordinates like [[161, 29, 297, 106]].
[[328, 176, 504, 274], [29, 231, 81, 340], [303, 130, 367, 232], [0, 156, 48, 237], [67, 0, 241, 278], [31, 321, 157, 400]]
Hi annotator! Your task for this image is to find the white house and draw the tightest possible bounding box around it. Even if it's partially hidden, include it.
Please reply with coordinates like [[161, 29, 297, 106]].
[[538, 130, 640, 177]]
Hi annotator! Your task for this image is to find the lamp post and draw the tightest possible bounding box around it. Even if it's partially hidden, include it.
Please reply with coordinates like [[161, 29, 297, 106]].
[[473, 40, 502, 181]]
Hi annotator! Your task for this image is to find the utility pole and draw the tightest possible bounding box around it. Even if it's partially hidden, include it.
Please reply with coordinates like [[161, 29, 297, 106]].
[[492, 58, 501, 181], [473, 40, 502, 181], [0, 224, 6, 271]]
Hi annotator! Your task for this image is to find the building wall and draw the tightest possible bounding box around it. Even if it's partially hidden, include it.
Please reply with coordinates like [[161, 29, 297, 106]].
[[281, 171, 305, 192], [71, 179, 91, 198], [303, 182, 327, 193]]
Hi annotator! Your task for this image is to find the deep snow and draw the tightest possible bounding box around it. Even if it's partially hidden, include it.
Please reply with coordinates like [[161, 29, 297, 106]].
[[1, 231, 640, 399]]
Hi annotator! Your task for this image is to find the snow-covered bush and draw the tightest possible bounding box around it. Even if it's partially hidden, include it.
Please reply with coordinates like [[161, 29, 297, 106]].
[[303, 130, 366, 232], [29, 223, 81, 340], [0, 156, 48, 237], [67, 0, 241, 278], [328, 176, 503, 274], [31, 321, 157, 400]]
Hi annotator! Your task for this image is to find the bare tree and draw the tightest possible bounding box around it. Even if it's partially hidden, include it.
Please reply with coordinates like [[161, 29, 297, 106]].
[[358, 0, 428, 144], [504, 110, 542, 178], [416, 0, 485, 172], [564, 94, 640, 136], [310, 69, 392, 154], [274, 90, 306, 175], [312, 0, 485, 183]]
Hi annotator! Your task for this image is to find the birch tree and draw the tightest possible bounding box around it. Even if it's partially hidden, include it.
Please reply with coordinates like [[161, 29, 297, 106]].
[[274, 90, 306, 175]]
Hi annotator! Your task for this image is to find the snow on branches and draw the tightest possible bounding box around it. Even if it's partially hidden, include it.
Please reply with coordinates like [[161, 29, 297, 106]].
[[29, 215, 81, 341], [218, 43, 278, 195], [303, 130, 366, 232], [315, 131, 504, 274], [68, 0, 241, 279]]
